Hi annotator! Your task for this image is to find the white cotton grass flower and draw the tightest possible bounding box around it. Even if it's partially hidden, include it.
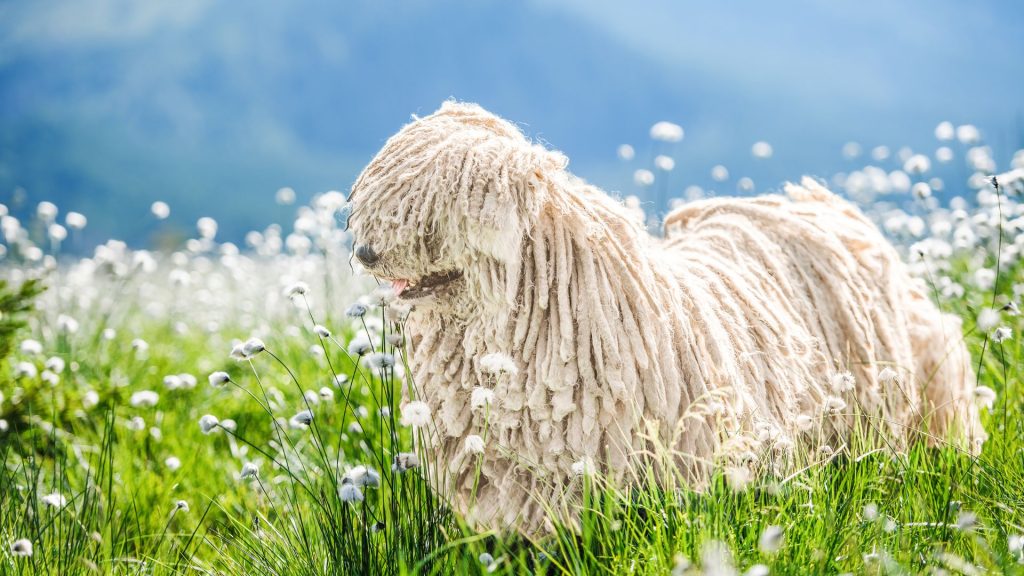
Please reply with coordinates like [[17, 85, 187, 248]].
[[240, 462, 259, 480], [82, 390, 100, 409], [824, 396, 847, 416], [364, 352, 395, 370], [165, 456, 181, 471], [284, 281, 309, 297], [633, 169, 655, 187], [478, 552, 494, 567], [751, 141, 773, 159], [480, 352, 517, 376], [65, 211, 87, 229], [470, 387, 495, 411], [973, 268, 996, 291], [45, 356, 65, 373], [671, 553, 692, 576], [14, 362, 36, 379], [220, 419, 237, 432], [571, 457, 595, 477], [129, 390, 159, 408], [275, 187, 296, 205], [290, 409, 314, 429], [464, 434, 485, 455], [617, 144, 635, 161], [973, 386, 996, 410], [912, 182, 932, 200], [795, 414, 814, 432], [992, 326, 1012, 343], [863, 502, 880, 522], [163, 375, 183, 390], [41, 370, 59, 386], [314, 324, 331, 338], [758, 525, 784, 553], [126, 416, 146, 431], [878, 367, 899, 385], [345, 303, 368, 318], [393, 452, 421, 473], [1003, 301, 1020, 316], [976, 308, 1000, 333], [935, 121, 955, 141], [347, 334, 373, 356], [20, 339, 43, 355], [196, 217, 218, 239], [175, 500, 190, 512], [711, 165, 730, 182], [208, 371, 231, 387], [903, 154, 931, 175], [700, 540, 736, 576], [956, 124, 981, 145], [199, 414, 220, 434], [842, 141, 862, 160], [339, 479, 364, 503], [242, 337, 266, 357], [346, 465, 381, 488], [830, 371, 855, 393], [650, 121, 684, 142], [400, 401, 431, 427], [319, 387, 334, 401], [151, 201, 170, 219], [10, 538, 32, 557], [303, 390, 320, 406], [654, 155, 675, 171], [1009, 534, 1024, 556], [36, 201, 58, 221], [956, 510, 978, 532], [41, 492, 67, 508]]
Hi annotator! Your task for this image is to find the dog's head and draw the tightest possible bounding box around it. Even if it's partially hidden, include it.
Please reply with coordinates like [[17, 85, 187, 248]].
[[347, 101, 565, 312]]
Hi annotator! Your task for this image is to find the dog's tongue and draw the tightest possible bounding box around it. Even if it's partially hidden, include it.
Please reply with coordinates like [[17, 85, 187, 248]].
[[391, 279, 409, 294]]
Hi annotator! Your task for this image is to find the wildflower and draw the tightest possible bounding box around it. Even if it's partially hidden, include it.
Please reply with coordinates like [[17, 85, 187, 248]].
[[746, 565, 769, 576], [973, 269, 996, 291], [364, 352, 395, 370], [10, 538, 32, 557], [633, 169, 654, 187], [345, 303, 368, 318], [650, 121, 684, 143], [65, 211, 87, 229], [671, 553, 692, 576], [334, 374, 349, 386], [571, 457, 594, 477], [617, 144, 635, 161], [45, 356, 65, 373], [314, 324, 331, 338], [877, 367, 899, 385], [220, 419, 237, 432], [1003, 301, 1021, 316], [208, 371, 231, 387], [163, 375, 183, 390], [912, 182, 932, 199], [339, 479, 364, 503], [126, 416, 146, 431], [818, 445, 834, 458], [471, 387, 495, 411], [956, 124, 981, 144], [795, 414, 813, 431], [385, 333, 404, 348], [178, 373, 197, 389], [242, 337, 266, 357], [284, 281, 309, 297], [82, 390, 99, 409], [41, 492, 67, 508], [700, 540, 735, 576], [20, 339, 42, 355], [480, 352, 518, 376], [303, 390, 320, 406], [379, 406, 391, 418], [956, 510, 978, 532], [347, 465, 381, 488], [319, 387, 334, 401], [151, 201, 171, 219], [863, 503, 879, 521], [196, 217, 217, 239], [935, 121, 955, 141], [725, 465, 751, 492], [759, 525, 784, 553], [130, 390, 159, 408], [752, 141, 773, 159], [711, 165, 730, 182], [165, 456, 181, 471], [903, 154, 931, 175], [57, 314, 79, 333], [290, 409, 314, 429], [830, 371, 855, 393], [14, 362, 36, 379], [992, 326, 1012, 343], [1009, 534, 1024, 555], [240, 462, 259, 480], [654, 155, 675, 171], [41, 370, 59, 386], [131, 338, 149, 354], [0, 420, 7, 433], [400, 401, 431, 427], [974, 386, 996, 410], [347, 335, 373, 356], [393, 452, 421, 473], [175, 500, 190, 512], [230, 343, 247, 360], [479, 553, 494, 567], [102, 328, 116, 340], [199, 414, 220, 434], [824, 396, 847, 416], [465, 434, 485, 454]]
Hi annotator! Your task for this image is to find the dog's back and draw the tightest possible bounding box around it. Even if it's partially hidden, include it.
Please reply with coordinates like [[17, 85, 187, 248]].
[[661, 177, 984, 452]]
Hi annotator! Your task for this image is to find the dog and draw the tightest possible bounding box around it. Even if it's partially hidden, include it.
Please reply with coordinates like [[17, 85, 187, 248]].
[[346, 101, 984, 533]]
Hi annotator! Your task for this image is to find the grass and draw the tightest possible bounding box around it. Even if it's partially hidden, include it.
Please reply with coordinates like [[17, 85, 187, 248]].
[[1, 187, 1023, 574]]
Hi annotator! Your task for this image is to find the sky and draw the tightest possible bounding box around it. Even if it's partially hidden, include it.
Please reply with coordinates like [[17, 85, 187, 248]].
[[1, 0, 1022, 247]]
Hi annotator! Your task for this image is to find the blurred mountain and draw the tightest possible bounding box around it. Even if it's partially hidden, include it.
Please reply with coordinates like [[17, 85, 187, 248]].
[[1, 0, 1022, 247]]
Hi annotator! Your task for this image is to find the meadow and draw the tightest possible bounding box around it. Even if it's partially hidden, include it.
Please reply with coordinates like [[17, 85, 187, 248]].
[[1, 126, 1023, 575]]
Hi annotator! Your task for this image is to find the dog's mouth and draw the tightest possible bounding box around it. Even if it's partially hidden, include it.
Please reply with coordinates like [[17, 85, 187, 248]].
[[389, 270, 463, 299]]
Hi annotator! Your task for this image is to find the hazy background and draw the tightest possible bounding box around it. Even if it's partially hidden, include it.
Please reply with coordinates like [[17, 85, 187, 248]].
[[2, 0, 1023, 248]]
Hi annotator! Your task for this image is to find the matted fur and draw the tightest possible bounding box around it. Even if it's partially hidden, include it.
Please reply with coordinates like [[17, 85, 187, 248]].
[[347, 101, 985, 533]]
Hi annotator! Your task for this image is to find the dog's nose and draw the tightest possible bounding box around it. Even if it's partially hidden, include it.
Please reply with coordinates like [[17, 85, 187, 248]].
[[354, 244, 380, 266]]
